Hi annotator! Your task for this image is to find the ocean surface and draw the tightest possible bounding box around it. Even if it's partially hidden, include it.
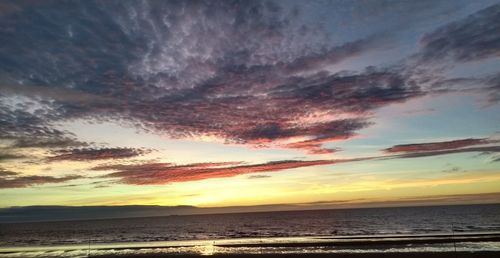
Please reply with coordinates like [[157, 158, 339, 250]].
[[1, 204, 500, 257]]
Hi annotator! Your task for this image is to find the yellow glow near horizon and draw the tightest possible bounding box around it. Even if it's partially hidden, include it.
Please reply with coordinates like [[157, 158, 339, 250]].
[[14, 167, 494, 209]]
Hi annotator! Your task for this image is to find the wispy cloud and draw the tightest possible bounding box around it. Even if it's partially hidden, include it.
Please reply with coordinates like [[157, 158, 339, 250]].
[[392, 146, 500, 159], [383, 138, 494, 153], [247, 175, 272, 179], [0, 174, 83, 189], [284, 136, 346, 155], [74, 136, 500, 185], [383, 138, 500, 159], [419, 4, 500, 63], [0, 168, 18, 177], [48, 148, 151, 161], [0, 153, 24, 161], [403, 3, 500, 101], [93, 160, 346, 185]]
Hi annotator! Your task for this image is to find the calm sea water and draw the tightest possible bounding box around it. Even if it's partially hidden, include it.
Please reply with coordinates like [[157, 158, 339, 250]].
[[1, 204, 500, 247]]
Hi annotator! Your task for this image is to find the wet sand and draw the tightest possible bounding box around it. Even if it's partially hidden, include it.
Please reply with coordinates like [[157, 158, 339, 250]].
[[2, 233, 500, 258]]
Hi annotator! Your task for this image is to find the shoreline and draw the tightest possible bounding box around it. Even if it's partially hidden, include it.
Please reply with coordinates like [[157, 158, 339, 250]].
[[90, 251, 500, 258], [2, 231, 500, 249], [1, 232, 500, 258]]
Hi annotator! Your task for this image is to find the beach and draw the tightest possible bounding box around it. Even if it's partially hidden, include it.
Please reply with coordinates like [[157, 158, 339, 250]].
[[2, 232, 500, 258], [1, 205, 500, 258], [90, 252, 500, 258]]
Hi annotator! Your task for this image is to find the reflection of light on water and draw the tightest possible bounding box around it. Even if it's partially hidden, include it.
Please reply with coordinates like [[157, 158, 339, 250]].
[[3, 238, 500, 257], [198, 242, 216, 256]]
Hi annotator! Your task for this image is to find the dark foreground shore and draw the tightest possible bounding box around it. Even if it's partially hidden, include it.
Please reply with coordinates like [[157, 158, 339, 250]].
[[2, 233, 500, 258], [92, 251, 500, 258]]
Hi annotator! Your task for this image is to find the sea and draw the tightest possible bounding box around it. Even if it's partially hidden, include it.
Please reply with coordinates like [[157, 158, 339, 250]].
[[1, 204, 500, 257]]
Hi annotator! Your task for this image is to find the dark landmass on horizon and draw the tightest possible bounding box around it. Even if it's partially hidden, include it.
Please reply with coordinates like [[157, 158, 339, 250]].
[[1, 192, 499, 223]]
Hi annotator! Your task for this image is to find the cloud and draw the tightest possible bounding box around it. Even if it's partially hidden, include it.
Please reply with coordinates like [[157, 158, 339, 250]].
[[403, 108, 435, 115], [0, 153, 24, 161], [93, 160, 344, 185], [393, 146, 500, 159], [0, 174, 83, 189], [87, 140, 500, 184], [398, 4, 500, 102], [483, 72, 500, 104], [48, 147, 151, 161], [0, 1, 497, 162], [0, 168, 18, 177], [383, 138, 494, 153], [0, 155, 85, 189], [441, 166, 463, 173], [247, 175, 271, 179], [239, 118, 370, 146], [382, 138, 500, 160], [133, 67, 420, 154], [0, 1, 422, 156], [284, 136, 346, 155], [419, 4, 500, 63], [12, 138, 87, 149], [0, 98, 87, 149]]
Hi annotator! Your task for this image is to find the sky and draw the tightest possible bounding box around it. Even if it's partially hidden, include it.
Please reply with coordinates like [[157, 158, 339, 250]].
[[0, 0, 499, 211]]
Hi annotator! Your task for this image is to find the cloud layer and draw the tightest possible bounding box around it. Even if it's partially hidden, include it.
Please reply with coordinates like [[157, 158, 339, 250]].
[[0, 1, 499, 189], [93, 160, 341, 185], [0, 172, 82, 189], [0, 0, 425, 155], [48, 148, 150, 161], [383, 138, 495, 153], [419, 4, 500, 62], [383, 138, 500, 159]]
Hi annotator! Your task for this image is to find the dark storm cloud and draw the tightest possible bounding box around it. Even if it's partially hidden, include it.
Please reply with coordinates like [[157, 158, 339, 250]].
[[48, 147, 151, 161], [0, 174, 83, 189], [419, 4, 500, 63]]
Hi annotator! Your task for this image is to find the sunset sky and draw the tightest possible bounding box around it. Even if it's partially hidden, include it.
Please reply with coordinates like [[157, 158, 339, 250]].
[[0, 0, 499, 210]]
